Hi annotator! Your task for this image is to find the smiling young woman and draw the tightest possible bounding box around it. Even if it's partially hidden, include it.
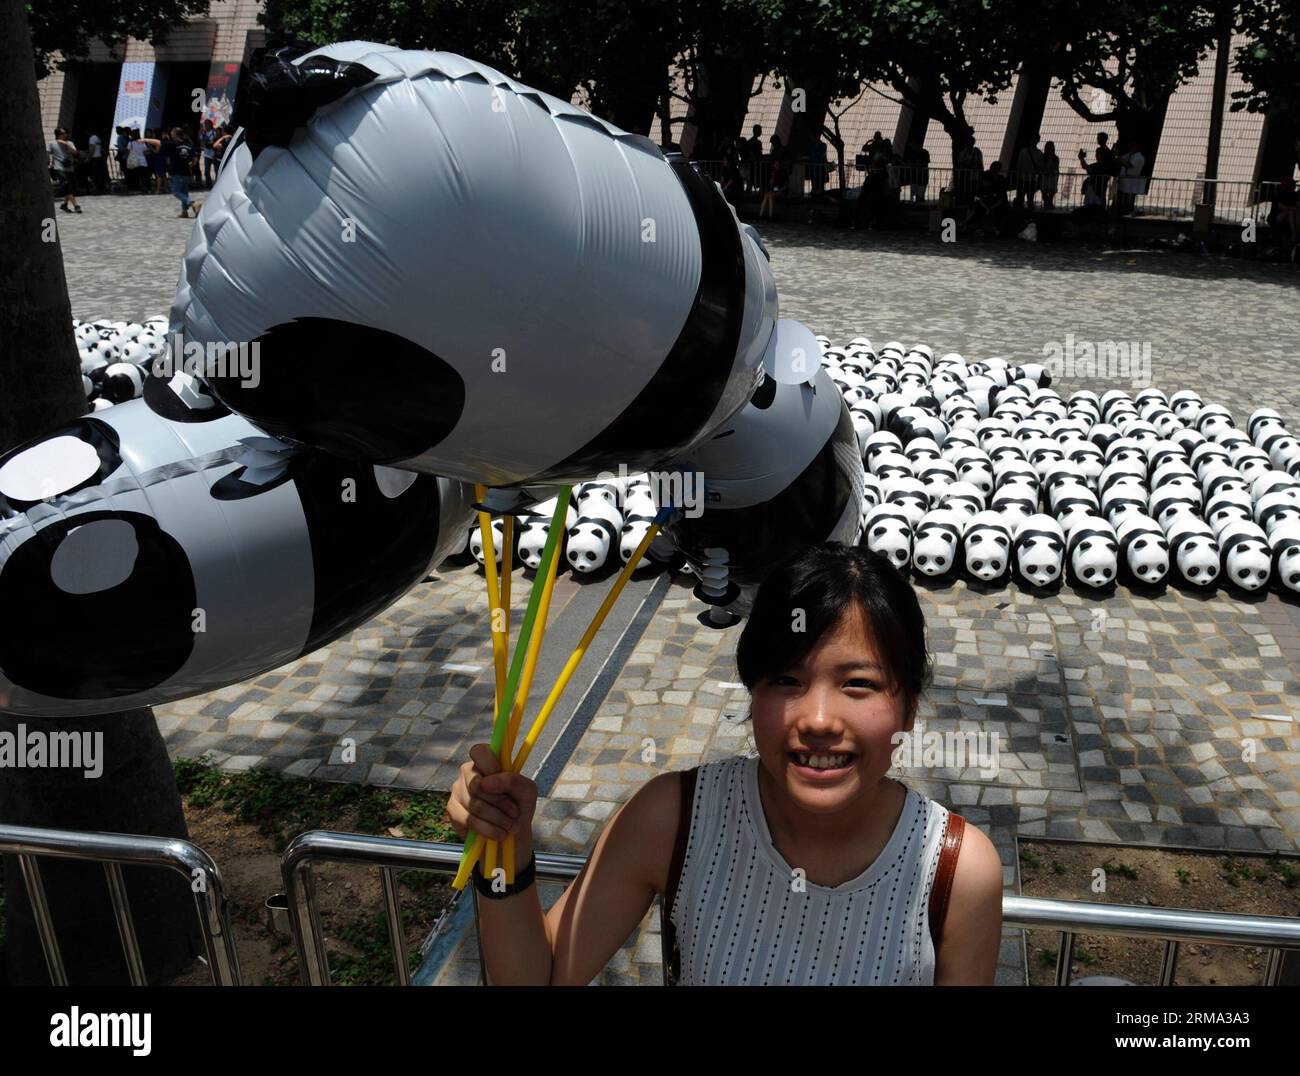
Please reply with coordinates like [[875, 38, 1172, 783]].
[[447, 542, 1004, 985]]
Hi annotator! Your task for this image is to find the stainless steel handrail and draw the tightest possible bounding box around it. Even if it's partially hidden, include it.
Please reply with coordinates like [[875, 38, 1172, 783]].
[[280, 831, 586, 985], [1003, 894, 1300, 986], [0, 823, 241, 985], [280, 833, 1300, 986]]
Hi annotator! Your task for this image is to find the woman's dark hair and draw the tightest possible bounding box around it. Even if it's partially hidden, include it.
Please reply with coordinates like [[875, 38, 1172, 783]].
[[735, 543, 932, 713]]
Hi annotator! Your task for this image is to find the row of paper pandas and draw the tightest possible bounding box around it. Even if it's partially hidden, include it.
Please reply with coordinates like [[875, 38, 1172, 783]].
[[815, 335, 1299, 594]]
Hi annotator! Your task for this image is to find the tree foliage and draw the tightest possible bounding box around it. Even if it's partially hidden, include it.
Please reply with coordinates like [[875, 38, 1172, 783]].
[[28, 0, 211, 75]]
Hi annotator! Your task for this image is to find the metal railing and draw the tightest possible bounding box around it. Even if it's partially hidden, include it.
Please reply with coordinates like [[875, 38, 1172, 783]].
[[280, 830, 587, 986], [692, 157, 1290, 227], [1006, 894, 1300, 986], [280, 834, 1300, 986], [0, 822, 241, 985]]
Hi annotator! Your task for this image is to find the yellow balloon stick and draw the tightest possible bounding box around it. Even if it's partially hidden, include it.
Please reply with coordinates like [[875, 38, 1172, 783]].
[[509, 522, 660, 777], [499, 520, 563, 883], [451, 489, 571, 890]]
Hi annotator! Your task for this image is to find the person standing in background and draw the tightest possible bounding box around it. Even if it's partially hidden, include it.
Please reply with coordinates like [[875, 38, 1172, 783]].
[[47, 127, 81, 213], [86, 130, 107, 193], [1040, 142, 1060, 209]]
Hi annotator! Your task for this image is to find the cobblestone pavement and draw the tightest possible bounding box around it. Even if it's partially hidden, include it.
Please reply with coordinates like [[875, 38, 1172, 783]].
[[58, 198, 1300, 986]]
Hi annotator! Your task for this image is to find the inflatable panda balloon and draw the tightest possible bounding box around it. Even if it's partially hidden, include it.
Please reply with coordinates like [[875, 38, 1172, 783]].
[[663, 369, 864, 587], [172, 42, 780, 488], [0, 378, 475, 718]]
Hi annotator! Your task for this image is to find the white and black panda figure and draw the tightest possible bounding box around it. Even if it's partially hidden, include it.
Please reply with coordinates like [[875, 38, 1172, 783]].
[[940, 480, 986, 521], [911, 508, 965, 578], [619, 479, 660, 568], [950, 448, 995, 497], [1101, 482, 1150, 527], [172, 42, 780, 489], [1269, 523, 1300, 595], [1164, 515, 1220, 588], [1247, 408, 1286, 446], [863, 504, 913, 572], [1205, 490, 1254, 536], [469, 515, 507, 567], [98, 361, 147, 404], [991, 487, 1038, 529], [918, 459, 958, 506], [1253, 490, 1300, 537], [1013, 513, 1065, 588], [1052, 484, 1103, 535], [1251, 470, 1299, 505], [963, 511, 1012, 583], [883, 476, 931, 529], [1149, 487, 1202, 530], [1117, 514, 1170, 585], [0, 397, 475, 717], [1065, 517, 1119, 589], [1217, 520, 1271, 591], [515, 495, 576, 570], [566, 494, 623, 574]]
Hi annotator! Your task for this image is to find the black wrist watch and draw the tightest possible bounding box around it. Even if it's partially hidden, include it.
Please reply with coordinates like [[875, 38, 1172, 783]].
[[473, 854, 537, 899]]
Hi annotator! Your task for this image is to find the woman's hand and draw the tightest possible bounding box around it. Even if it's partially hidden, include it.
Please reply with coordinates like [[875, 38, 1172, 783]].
[[447, 743, 538, 841]]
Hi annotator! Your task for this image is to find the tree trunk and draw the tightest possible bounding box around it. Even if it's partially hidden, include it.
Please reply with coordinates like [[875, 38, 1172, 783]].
[[0, 709, 200, 985], [0, 0, 85, 451], [684, 48, 756, 158], [0, 0, 198, 985]]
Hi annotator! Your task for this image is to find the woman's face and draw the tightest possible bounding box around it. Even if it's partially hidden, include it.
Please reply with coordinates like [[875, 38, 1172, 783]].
[[750, 606, 913, 816]]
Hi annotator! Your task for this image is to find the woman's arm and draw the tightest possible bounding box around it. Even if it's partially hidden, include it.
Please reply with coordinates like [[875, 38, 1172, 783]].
[[450, 744, 680, 986], [543, 770, 680, 985], [932, 821, 1004, 985]]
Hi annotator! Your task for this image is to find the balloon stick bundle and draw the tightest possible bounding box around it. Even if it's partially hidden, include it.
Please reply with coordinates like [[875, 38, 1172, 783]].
[[452, 486, 670, 888]]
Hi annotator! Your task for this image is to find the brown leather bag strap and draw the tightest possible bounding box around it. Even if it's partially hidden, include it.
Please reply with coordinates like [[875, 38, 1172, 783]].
[[661, 766, 698, 986], [928, 811, 966, 948]]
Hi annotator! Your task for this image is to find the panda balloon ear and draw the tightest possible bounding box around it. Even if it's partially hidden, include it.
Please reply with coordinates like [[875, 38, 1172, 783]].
[[235, 42, 379, 157]]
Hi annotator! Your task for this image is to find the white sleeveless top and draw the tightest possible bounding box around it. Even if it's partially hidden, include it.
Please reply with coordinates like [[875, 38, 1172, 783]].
[[668, 754, 951, 985]]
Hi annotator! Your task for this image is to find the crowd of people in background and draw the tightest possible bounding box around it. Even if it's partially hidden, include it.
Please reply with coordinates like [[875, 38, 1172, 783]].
[[47, 118, 234, 217]]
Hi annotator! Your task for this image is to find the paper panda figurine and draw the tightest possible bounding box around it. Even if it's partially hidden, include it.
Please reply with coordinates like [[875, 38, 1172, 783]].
[[1205, 490, 1254, 536], [940, 480, 985, 520], [863, 504, 913, 571], [1164, 515, 1220, 587], [991, 487, 1038, 528], [620, 480, 660, 568], [1269, 522, 1300, 594], [515, 496, 577, 570], [1013, 514, 1065, 587], [1116, 513, 1169, 585], [172, 41, 780, 488], [1218, 520, 1271, 591], [0, 390, 474, 717], [1066, 517, 1118, 589], [883, 476, 930, 528], [911, 508, 965, 578], [469, 515, 507, 566], [963, 511, 1012, 582], [566, 494, 623, 574], [1253, 490, 1300, 537]]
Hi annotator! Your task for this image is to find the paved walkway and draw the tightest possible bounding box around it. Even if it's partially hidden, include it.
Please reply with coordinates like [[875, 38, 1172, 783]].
[[56, 196, 1300, 986]]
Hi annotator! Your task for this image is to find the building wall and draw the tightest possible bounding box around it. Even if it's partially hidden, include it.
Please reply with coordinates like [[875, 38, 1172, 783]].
[[33, 6, 1283, 183]]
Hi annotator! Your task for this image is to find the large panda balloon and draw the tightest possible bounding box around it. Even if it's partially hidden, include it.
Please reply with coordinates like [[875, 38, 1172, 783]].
[[172, 42, 780, 488], [0, 375, 474, 717], [662, 368, 864, 587]]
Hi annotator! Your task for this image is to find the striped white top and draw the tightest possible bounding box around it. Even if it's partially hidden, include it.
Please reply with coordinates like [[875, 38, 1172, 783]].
[[669, 754, 951, 985]]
